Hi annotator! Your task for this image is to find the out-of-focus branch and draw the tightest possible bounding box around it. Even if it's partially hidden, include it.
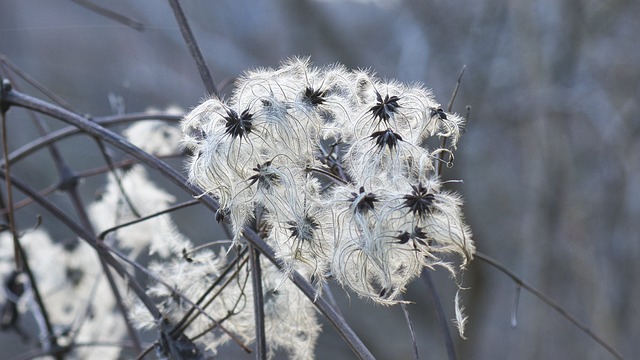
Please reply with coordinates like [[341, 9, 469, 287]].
[[398, 295, 419, 360], [69, 0, 145, 31], [3, 113, 181, 166], [422, 271, 457, 360], [1, 94, 60, 356], [167, 0, 218, 97], [0, 167, 162, 320], [2, 86, 374, 360], [475, 251, 626, 360]]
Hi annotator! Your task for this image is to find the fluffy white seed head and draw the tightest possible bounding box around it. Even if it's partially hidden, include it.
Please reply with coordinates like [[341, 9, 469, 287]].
[[182, 57, 473, 321]]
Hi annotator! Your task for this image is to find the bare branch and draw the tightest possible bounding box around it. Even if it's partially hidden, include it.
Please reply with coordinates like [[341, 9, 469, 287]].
[[436, 65, 466, 177], [249, 245, 267, 360], [398, 295, 419, 360], [0, 167, 162, 320], [1, 105, 59, 354], [422, 271, 457, 360], [69, 0, 145, 31], [3, 85, 374, 360], [475, 251, 626, 360], [167, 0, 218, 96]]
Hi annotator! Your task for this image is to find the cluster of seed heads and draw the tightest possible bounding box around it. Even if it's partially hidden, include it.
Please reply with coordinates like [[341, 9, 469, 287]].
[[182, 58, 474, 304]]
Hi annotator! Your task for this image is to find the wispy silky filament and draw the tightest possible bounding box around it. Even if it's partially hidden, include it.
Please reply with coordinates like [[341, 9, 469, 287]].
[[182, 57, 475, 348]]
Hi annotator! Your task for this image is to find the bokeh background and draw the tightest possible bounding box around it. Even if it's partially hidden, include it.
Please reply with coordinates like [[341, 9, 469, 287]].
[[1, 0, 638, 359]]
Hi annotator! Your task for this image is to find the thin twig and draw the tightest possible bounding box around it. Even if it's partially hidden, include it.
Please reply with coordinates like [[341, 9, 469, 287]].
[[3, 89, 373, 360], [462, 105, 472, 135], [422, 271, 457, 360], [70, 153, 184, 180], [0, 154, 184, 216], [2, 60, 219, 358], [2, 113, 182, 167], [414, 66, 471, 360], [0, 180, 57, 215], [187, 308, 239, 342], [2, 71, 145, 352], [475, 251, 626, 360], [308, 166, 349, 185], [1, 104, 59, 355], [436, 65, 466, 177], [98, 199, 199, 240], [1, 57, 78, 113], [133, 344, 155, 360], [63, 175, 144, 353], [104, 244, 252, 353], [398, 295, 419, 360], [447, 65, 466, 113], [69, 0, 145, 31], [2, 90, 202, 210], [0, 167, 162, 320], [243, 228, 375, 360], [167, 0, 218, 96], [171, 249, 249, 336], [93, 138, 142, 218], [95, 258, 144, 354], [249, 245, 267, 360]]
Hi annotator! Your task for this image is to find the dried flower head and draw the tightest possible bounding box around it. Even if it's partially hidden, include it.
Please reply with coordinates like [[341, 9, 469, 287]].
[[370, 128, 403, 151], [402, 182, 436, 218], [302, 86, 327, 106], [182, 57, 474, 343], [223, 107, 254, 139], [349, 186, 379, 214]]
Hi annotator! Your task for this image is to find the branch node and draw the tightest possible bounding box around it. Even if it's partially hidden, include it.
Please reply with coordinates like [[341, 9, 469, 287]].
[[1, 78, 13, 113]]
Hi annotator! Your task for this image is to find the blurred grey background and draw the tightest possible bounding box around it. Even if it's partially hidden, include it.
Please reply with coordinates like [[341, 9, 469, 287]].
[[1, 0, 638, 359]]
